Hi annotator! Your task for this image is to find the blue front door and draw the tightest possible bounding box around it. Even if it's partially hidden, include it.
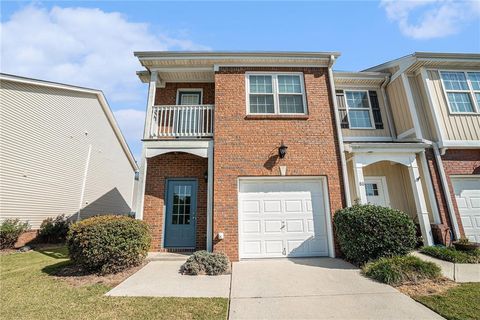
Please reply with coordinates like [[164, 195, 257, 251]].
[[164, 180, 197, 248]]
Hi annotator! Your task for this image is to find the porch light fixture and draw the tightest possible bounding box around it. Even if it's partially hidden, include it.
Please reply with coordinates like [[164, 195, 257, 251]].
[[278, 141, 288, 159]]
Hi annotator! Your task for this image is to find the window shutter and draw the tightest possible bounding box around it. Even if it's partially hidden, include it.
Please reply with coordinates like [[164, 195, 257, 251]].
[[369, 91, 383, 129], [336, 90, 349, 128]]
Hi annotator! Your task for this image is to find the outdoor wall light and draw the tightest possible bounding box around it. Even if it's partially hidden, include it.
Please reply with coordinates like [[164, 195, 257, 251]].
[[278, 141, 288, 159], [204, 170, 208, 183]]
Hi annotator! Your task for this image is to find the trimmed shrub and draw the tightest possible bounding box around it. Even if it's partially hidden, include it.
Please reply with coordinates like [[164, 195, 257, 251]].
[[0, 219, 30, 249], [38, 215, 71, 243], [421, 246, 480, 264], [182, 251, 230, 275], [362, 255, 441, 286], [67, 215, 151, 274], [334, 204, 417, 265]]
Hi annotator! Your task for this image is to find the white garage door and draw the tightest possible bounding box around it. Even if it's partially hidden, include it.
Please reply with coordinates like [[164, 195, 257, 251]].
[[238, 178, 330, 259], [452, 177, 480, 243]]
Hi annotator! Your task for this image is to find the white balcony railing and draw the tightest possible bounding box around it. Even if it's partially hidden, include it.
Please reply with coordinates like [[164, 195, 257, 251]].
[[149, 105, 214, 138]]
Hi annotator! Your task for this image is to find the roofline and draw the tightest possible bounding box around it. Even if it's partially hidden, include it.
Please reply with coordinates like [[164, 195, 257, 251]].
[[333, 71, 390, 78], [134, 50, 341, 59], [364, 52, 480, 72], [0, 73, 139, 171]]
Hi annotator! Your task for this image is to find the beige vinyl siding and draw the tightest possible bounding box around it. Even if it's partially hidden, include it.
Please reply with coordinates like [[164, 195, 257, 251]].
[[338, 89, 393, 138], [427, 70, 480, 141], [347, 159, 434, 223], [0, 80, 135, 228], [408, 75, 436, 141], [386, 77, 414, 135]]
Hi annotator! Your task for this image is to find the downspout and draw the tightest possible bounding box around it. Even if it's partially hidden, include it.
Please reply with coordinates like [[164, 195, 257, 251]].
[[380, 76, 397, 138], [432, 143, 460, 239], [328, 55, 351, 207], [78, 144, 92, 221]]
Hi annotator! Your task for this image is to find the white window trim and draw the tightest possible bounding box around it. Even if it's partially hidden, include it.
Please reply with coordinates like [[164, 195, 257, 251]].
[[245, 72, 308, 115], [176, 88, 203, 105], [343, 89, 376, 130], [438, 69, 480, 115]]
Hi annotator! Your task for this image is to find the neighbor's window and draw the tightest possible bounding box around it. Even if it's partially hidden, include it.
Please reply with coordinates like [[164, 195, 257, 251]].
[[440, 71, 480, 113], [344, 91, 374, 129], [247, 74, 306, 114]]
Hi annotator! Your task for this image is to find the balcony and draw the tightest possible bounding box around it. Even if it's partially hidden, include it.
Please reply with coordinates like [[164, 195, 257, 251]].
[[149, 105, 214, 138]]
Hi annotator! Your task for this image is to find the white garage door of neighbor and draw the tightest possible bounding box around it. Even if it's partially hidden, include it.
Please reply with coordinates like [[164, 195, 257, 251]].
[[238, 179, 330, 259], [452, 177, 480, 243]]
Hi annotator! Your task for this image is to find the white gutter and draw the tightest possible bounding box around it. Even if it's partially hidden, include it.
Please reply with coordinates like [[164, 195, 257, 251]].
[[328, 55, 351, 207], [432, 143, 460, 239]]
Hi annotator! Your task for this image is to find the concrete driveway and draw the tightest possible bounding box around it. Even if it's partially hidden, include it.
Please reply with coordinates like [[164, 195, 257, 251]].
[[229, 258, 443, 320]]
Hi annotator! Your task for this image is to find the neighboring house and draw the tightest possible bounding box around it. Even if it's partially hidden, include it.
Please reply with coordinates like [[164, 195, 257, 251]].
[[134, 51, 479, 261], [0, 73, 138, 244]]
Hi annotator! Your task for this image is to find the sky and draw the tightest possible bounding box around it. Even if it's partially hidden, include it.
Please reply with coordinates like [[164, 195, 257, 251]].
[[1, 0, 479, 162]]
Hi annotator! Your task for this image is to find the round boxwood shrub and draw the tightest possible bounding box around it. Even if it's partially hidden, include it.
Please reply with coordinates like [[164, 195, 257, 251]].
[[182, 250, 230, 275], [334, 204, 416, 265], [67, 215, 151, 274]]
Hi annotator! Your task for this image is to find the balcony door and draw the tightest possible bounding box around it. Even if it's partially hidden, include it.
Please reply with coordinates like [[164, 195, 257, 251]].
[[177, 90, 202, 134]]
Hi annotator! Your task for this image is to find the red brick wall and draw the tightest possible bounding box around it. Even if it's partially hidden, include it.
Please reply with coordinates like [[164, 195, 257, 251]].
[[213, 67, 345, 261], [155, 83, 215, 105], [143, 152, 208, 251], [426, 149, 480, 239]]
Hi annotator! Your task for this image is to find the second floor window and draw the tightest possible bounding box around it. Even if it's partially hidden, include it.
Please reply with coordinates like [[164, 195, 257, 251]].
[[440, 71, 480, 113], [247, 73, 307, 114], [345, 91, 375, 129]]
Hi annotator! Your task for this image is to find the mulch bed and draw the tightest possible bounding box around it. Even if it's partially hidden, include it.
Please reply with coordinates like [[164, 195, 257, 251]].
[[50, 262, 147, 288], [396, 277, 458, 297]]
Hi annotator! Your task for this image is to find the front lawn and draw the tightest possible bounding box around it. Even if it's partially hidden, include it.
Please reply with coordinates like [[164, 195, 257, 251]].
[[414, 283, 480, 320], [420, 246, 480, 264], [0, 247, 228, 320]]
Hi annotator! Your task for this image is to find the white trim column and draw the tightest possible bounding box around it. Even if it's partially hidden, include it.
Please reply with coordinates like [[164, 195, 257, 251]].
[[143, 71, 158, 139], [408, 157, 434, 245], [135, 146, 147, 220], [206, 141, 214, 252], [419, 151, 441, 224], [351, 156, 367, 204]]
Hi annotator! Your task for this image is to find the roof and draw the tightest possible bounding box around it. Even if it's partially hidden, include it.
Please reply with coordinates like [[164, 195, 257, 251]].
[[364, 52, 480, 73], [134, 51, 341, 82], [0, 73, 139, 171]]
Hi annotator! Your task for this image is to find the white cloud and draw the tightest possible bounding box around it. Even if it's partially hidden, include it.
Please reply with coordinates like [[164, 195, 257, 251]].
[[0, 5, 209, 103], [381, 0, 480, 39], [114, 109, 146, 161], [1, 4, 209, 159]]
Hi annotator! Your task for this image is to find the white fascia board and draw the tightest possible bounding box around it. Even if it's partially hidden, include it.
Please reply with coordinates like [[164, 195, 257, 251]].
[[343, 137, 394, 142], [439, 140, 480, 148], [348, 142, 429, 153]]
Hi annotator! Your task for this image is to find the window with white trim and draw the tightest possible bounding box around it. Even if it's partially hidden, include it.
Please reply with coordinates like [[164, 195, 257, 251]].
[[247, 74, 307, 114], [440, 71, 480, 113], [344, 91, 374, 129]]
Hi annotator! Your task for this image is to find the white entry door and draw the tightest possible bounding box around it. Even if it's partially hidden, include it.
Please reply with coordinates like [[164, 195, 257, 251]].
[[364, 177, 390, 207], [451, 177, 480, 243], [238, 178, 330, 259]]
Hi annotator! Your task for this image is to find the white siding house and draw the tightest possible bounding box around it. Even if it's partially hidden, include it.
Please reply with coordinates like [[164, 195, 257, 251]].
[[0, 74, 138, 229]]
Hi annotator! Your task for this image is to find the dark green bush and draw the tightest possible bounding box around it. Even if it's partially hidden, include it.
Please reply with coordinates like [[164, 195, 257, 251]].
[[0, 219, 30, 249], [182, 251, 230, 275], [67, 215, 151, 274], [421, 246, 480, 264], [38, 215, 71, 243], [362, 255, 441, 286], [334, 204, 417, 265]]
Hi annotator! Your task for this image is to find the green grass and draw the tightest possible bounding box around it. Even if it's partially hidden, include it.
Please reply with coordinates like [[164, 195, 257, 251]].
[[0, 247, 228, 320], [362, 255, 441, 286], [414, 283, 480, 320], [420, 246, 480, 264]]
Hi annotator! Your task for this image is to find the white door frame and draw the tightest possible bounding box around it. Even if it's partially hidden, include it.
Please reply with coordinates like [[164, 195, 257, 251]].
[[236, 176, 335, 259], [364, 176, 391, 207]]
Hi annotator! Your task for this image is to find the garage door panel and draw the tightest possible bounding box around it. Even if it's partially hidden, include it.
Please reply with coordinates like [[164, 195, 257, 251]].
[[285, 219, 304, 232], [452, 177, 480, 245], [239, 179, 330, 259], [265, 220, 283, 233]]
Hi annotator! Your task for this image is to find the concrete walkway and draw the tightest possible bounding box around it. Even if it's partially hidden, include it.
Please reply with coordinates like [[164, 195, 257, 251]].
[[106, 258, 230, 298], [229, 258, 443, 320]]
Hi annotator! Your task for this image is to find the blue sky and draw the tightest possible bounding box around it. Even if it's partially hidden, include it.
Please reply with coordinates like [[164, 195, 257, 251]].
[[2, 1, 479, 161]]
